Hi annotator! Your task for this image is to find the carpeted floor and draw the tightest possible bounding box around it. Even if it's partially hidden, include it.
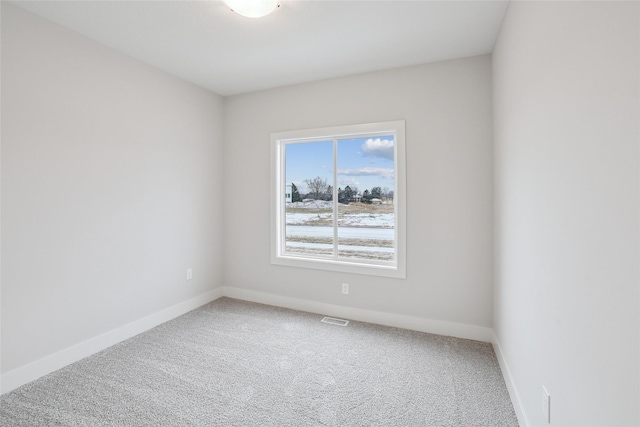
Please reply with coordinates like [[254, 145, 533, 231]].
[[1, 298, 518, 426]]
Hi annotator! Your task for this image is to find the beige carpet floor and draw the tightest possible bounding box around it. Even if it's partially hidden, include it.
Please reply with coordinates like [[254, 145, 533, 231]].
[[1, 297, 518, 426]]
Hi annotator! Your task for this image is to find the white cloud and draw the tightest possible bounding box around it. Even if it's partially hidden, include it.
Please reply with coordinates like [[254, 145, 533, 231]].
[[338, 167, 394, 179], [361, 138, 394, 160]]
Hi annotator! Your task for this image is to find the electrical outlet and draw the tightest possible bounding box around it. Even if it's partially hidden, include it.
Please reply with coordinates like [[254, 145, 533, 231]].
[[342, 283, 349, 295], [542, 386, 550, 424], [187, 268, 193, 280]]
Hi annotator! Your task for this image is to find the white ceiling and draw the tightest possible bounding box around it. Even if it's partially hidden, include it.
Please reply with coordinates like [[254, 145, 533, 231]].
[[12, 0, 509, 96]]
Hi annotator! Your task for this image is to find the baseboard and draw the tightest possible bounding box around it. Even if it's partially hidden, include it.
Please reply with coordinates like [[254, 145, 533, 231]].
[[221, 286, 493, 342], [1, 288, 224, 395], [492, 331, 528, 427]]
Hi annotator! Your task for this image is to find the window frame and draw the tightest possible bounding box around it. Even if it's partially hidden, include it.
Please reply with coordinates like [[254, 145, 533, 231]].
[[270, 120, 406, 279]]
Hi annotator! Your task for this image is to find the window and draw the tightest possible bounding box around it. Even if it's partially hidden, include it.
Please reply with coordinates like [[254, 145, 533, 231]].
[[271, 121, 406, 278]]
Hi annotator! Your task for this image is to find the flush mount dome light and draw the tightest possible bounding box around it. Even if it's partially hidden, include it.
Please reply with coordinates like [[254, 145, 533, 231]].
[[224, 0, 280, 18]]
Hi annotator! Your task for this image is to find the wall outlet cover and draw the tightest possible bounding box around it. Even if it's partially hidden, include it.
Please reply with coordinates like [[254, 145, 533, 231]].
[[342, 283, 349, 295]]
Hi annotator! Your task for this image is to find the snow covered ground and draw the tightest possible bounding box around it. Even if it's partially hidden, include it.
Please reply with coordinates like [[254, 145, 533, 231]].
[[284, 201, 393, 259], [286, 241, 393, 253], [339, 213, 394, 228], [286, 226, 393, 240], [287, 201, 337, 209], [286, 212, 394, 228]]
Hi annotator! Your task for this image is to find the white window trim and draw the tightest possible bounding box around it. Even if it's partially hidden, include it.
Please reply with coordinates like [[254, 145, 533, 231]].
[[270, 120, 406, 279]]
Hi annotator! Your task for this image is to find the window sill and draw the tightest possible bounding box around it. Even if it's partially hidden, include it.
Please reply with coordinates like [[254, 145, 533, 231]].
[[271, 254, 406, 279]]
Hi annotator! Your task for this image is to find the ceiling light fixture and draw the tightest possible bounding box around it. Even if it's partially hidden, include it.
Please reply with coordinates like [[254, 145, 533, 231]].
[[223, 0, 280, 18]]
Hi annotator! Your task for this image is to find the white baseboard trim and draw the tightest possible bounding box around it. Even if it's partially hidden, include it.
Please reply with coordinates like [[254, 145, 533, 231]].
[[492, 331, 528, 427], [221, 286, 493, 342], [1, 288, 224, 395]]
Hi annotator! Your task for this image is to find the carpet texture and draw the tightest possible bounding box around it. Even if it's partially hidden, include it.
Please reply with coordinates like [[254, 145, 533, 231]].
[[1, 298, 518, 426]]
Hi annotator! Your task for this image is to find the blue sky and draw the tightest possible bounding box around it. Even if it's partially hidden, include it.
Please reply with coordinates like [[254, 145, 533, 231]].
[[285, 135, 395, 196]]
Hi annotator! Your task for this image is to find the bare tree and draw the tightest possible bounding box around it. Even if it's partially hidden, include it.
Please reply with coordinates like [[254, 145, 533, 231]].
[[382, 187, 390, 201], [304, 176, 328, 200]]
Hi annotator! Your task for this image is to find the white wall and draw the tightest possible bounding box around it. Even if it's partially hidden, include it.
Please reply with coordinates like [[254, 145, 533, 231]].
[[1, 3, 224, 376], [493, 2, 639, 426], [223, 56, 494, 332]]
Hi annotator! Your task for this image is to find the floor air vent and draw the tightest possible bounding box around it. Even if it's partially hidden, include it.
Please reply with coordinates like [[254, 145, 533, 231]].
[[321, 317, 349, 326]]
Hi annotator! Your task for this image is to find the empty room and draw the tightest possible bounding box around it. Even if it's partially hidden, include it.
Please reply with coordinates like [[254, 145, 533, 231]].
[[1, 1, 638, 426]]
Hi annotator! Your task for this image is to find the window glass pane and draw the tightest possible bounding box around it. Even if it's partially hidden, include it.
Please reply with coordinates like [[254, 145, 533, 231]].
[[284, 140, 334, 258], [337, 136, 395, 262]]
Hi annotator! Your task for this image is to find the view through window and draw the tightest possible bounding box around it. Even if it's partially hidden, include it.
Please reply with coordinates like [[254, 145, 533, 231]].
[[271, 121, 405, 277]]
